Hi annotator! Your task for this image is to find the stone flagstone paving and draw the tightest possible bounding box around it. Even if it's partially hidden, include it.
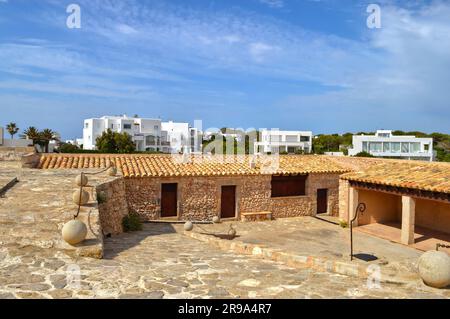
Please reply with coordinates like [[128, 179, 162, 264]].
[[1, 223, 449, 299]]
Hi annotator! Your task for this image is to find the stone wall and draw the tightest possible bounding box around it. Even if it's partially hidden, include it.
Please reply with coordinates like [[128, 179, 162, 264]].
[[0, 147, 35, 161], [123, 173, 341, 221], [339, 179, 350, 221], [97, 178, 129, 235]]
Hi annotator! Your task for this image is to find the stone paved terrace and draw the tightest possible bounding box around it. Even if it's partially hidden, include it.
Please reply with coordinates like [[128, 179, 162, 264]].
[[0, 161, 117, 258], [188, 217, 426, 281], [1, 223, 449, 299], [0, 162, 449, 299]]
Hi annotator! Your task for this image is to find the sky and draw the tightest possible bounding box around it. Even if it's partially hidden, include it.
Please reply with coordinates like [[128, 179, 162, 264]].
[[0, 0, 449, 140]]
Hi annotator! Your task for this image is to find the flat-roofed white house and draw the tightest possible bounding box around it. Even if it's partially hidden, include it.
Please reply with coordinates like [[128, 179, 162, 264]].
[[83, 115, 201, 153], [348, 130, 434, 161], [161, 121, 202, 154], [254, 130, 313, 154]]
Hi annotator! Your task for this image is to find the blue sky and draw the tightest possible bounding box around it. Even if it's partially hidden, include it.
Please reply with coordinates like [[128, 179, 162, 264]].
[[0, 0, 449, 140]]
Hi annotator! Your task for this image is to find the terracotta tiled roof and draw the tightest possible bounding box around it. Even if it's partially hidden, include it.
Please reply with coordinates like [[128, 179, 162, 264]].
[[341, 161, 450, 194], [37, 154, 350, 177]]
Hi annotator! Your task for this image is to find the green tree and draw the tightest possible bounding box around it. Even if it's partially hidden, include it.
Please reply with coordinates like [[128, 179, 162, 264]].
[[96, 129, 135, 153], [115, 131, 136, 154], [6, 122, 19, 139], [40, 129, 58, 153], [22, 127, 40, 145]]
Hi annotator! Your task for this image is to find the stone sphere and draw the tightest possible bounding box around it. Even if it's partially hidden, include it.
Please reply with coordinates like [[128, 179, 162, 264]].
[[72, 189, 90, 205], [75, 174, 88, 187], [107, 166, 117, 177], [418, 250, 450, 288], [62, 220, 88, 245], [212, 216, 221, 224], [184, 221, 194, 231]]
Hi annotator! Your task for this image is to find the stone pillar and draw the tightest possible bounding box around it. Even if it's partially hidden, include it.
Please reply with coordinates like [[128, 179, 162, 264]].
[[401, 196, 416, 245], [348, 186, 359, 226]]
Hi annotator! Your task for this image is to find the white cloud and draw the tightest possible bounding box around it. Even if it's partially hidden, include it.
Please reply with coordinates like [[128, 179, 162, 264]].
[[259, 0, 284, 8], [116, 24, 138, 35]]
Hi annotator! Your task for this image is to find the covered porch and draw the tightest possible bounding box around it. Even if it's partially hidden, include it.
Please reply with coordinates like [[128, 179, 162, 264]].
[[348, 181, 450, 252], [356, 222, 450, 253]]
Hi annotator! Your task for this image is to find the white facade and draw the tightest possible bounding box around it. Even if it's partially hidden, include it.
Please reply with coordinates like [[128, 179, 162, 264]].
[[348, 130, 434, 161], [161, 121, 202, 154], [254, 130, 313, 154], [83, 115, 201, 153]]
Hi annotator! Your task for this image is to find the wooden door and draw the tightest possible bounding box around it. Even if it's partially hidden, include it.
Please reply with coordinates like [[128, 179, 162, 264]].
[[221, 186, 236, 219], [317, 188, 328, 214], [161, 183, 178, 217]]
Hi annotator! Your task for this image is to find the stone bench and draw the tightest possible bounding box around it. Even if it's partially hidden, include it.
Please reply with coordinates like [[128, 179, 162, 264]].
[[241, 211, 273, 222]]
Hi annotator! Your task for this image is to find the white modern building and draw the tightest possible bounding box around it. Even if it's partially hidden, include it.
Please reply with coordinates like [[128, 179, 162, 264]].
[[254, 130, 313, 154], [161, 121, 202, 154], [348, 130, 434, 161], [83, 115, 201, 153]]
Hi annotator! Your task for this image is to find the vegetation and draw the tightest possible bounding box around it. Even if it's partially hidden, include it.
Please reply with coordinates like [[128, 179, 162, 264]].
[[312, 133, 353, 154], [96, 192, 107, 204], [22, 126, 40, 144], [59, 142, 81, 153], [21, 126, 59, 152], [6, 123, 19, 139], [95, 129, 136, 154], [339, 220, 348, 228], [355, 151, 374, 158], [122, 211, 143, 232], [40, 128, 58, 153]]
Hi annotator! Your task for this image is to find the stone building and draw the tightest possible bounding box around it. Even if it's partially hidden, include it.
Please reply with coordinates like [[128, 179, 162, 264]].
[[37, 154, 350, 222], [339, 160, 450, 250]]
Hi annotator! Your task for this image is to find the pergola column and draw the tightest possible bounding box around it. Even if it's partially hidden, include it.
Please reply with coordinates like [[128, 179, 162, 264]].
[[401, 196, 416, 245], [349, 186, 359, 226]]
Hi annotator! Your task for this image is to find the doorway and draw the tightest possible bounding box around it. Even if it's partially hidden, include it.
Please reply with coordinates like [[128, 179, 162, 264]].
[[317, 188, 328, 214], [221, 186, 236, 219], [161, 183, 178, 217]]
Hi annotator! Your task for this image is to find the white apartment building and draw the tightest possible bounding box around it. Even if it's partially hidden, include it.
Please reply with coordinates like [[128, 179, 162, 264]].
[[83, 115, 201, 153], [254, 130, 313, 154], [161, 121, 202, 154], [348, 130, 434, 161]]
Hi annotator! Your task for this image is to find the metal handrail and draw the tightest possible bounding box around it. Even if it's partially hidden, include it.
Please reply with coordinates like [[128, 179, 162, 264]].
[[350, 202, 366, 261]]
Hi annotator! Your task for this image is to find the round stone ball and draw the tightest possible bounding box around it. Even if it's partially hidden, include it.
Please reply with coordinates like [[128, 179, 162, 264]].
[[212, 216, 221, 224], [75, 174, 88, 187], [418, 250, 450, 288], [62, 220, 88, 245], [72, 189, 90, 205], [184, 221, 194, 231], [107, 166, 117, 177]]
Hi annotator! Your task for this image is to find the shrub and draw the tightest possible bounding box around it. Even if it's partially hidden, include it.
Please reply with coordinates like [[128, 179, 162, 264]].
[[354, 151, 374, 158], [96, 192, 107, 204], [339, 219, 348, 228], [122, 211, 143, 232]]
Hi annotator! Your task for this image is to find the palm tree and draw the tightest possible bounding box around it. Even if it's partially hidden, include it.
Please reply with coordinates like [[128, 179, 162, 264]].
[[6, 122, 19, 139], [39, 128, 59, 153], [22, 126, 40, 144]]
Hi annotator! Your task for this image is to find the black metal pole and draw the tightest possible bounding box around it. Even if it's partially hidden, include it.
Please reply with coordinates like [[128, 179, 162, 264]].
[[350, 202, 366, 261]]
